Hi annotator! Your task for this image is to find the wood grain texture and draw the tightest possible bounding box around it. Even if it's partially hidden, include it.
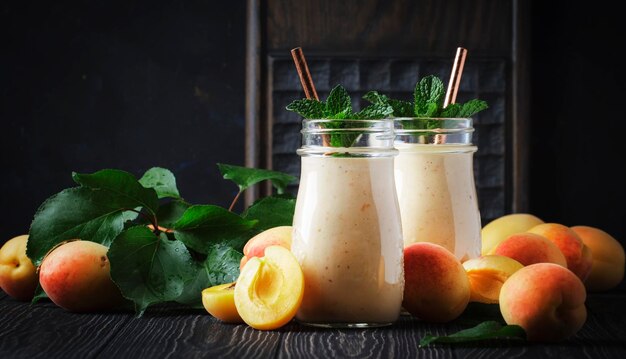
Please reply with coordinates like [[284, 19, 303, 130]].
[[0, 297, 131, 359], [267, 0, 512, 55], [99, 305, 281, 358], [1, 294, 625, 358]]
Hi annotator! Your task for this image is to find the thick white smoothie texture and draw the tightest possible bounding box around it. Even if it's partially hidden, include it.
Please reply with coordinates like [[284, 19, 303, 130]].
[[394, 143, 481, 261], [291, 155, 404, 325]]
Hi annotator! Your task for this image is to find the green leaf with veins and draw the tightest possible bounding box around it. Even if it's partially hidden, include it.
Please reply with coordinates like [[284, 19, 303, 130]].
[[242, 195, 296, 231], [362, 75, 488, 119], [173, 205, 258, 254], [175, 243, 242, 308], [354, 103, 393, 119], [458, 99, 489, 117], [139, 167, 181, 199], [420, 321, 526, 347], [72, 169, 159, 216], [325, 84, 352, 118], [414, 75, 445, 116], [27, 187, 140, 266], [108, 226, 196, 316], [285, 99, 326, 118], [217, 163, 297, 194], [155, 200, 192, 228], [388, 99, 415, 117]]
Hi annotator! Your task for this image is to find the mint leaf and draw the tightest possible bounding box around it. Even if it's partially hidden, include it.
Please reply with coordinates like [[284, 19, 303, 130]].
[[285, 99, 326, 118], [354, 103, 393, 119], [139, 167, 181, 199], [414, 75, 445, 116], [217, 163, 297, 194], [440, 103, 462, 117], [388, 99, 414, 117], [175, 243, 242, 308], [108, 226, 196, 315], [242, 195, 296, 231], [173, 205, 258, 254], [27, 187, 139, 266], [72, 169, 160, 216], [420, 321, 526, 347], [458, 99, 489, 117], [325, 85, 352, 118], [362, 91, 389, 105]]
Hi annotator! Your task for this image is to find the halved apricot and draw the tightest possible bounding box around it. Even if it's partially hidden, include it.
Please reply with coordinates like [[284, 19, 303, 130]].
[[234, 245, 304, 330], [463, 255, 524, 304], [202, 282, 244, 323]]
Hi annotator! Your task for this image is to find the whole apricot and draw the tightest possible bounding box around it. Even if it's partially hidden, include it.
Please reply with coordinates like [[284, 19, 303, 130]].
[[571, 225, 624, 291], [493, 232, 567, 267], [500, 263, 587, 342], [403, 242, 470, 323], [481, 213, 544, 255], [0, 235, 38, 301], [528, 223, 592, 281], [39, 240, 125, 312]]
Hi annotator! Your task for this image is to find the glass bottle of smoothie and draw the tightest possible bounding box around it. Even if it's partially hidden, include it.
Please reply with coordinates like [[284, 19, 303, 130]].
[[291, 119, 404, 328], [394, 117, 481, 262]]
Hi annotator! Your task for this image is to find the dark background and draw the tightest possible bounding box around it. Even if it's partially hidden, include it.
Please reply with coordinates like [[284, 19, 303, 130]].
[[1, 1, 625, 251]]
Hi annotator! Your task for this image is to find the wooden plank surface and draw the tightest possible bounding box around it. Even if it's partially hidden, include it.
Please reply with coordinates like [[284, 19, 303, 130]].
[[1, 291, 625, 358], [99, 306, 282, 358], [0, 297, 131, 359]]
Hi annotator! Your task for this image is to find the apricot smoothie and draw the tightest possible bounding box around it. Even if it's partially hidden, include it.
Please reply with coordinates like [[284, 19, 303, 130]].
[[291, 156, 404, 326], [291, 119, 404, 327], [394, 118, 481, 261]]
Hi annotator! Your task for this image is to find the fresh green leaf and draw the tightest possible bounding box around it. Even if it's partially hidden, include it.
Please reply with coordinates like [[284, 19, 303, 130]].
[[30, 283, 48, 305], [414, 75, 445, 116], [242, 195, 296, 231], [108, 226, 196, 315], [155, 200, 192, 229], [458, 99, 489, 118], [173, 205, 258, 254], [440, 103, 462, 117], [420, 321, 526, 347], [388, 99, 414, 117], [362, 91, 389, 105], [325, 84, 352, 118], [217, 163, 297, 194], [285, 99, 326, 118], [174, 243, 243, 308], [27, 187, 139, 266], [139, 167, 181, 199], [354, 103, 393, 119], [72, 169, 159, 216]]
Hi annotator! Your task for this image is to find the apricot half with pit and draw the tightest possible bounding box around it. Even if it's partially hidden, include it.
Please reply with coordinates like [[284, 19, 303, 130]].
[[234, 245, 304, 330]]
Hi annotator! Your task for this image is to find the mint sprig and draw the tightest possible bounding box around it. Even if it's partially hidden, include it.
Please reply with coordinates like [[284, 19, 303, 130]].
[[286, 84, 393, 148], [363, 75, 488, 119], [286, 84, 392, 120]]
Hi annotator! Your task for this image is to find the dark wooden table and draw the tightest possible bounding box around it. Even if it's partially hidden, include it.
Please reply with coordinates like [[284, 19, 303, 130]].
[[1, 290, 625, 358]]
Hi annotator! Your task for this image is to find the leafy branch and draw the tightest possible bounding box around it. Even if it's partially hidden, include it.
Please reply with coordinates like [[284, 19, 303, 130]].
[[27, 165, 297, 315]]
